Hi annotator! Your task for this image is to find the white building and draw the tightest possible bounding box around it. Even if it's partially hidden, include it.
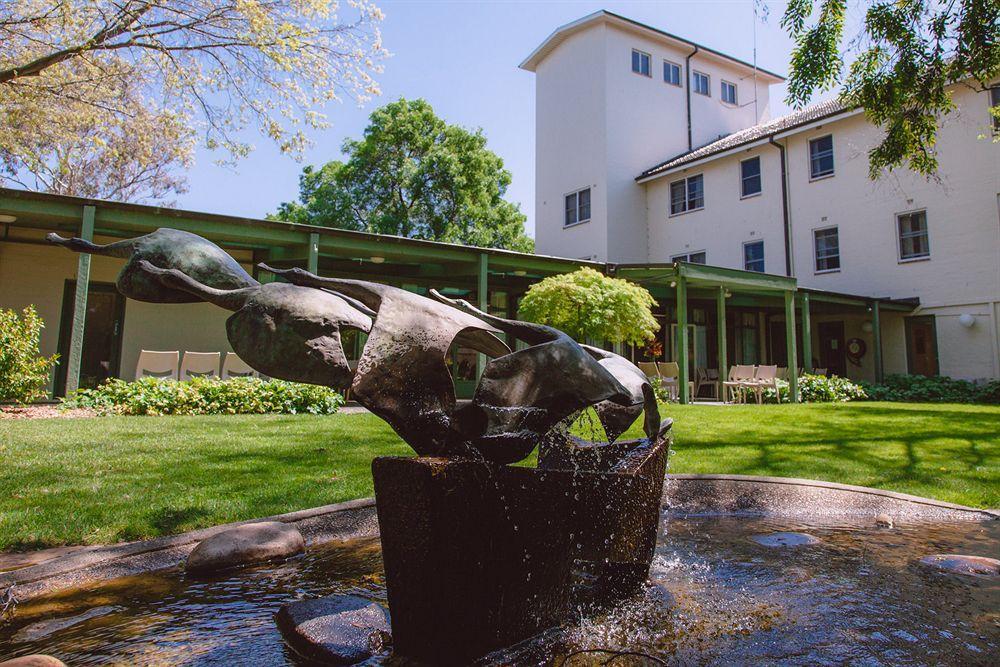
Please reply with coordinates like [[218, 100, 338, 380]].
[[523, 10, 1000, 382]]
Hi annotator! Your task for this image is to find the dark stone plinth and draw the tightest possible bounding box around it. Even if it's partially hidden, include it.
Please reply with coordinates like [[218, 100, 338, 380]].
[[276, 594, 390, 664], [371, 427, 670, 664]]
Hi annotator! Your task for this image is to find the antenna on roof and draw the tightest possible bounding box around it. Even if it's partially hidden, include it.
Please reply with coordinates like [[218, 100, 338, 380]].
[[752, 1, 759, 120]]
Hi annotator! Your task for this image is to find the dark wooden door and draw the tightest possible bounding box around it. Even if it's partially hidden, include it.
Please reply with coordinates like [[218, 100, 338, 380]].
[[55, 281, 126, 396], [905, 316, 939, 376], [817, 321, 846, 376]]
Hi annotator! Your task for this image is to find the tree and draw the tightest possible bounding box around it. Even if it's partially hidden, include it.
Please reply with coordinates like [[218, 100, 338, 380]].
[[781, 0, 1000, 177], [517, 268, 659, 346], [0, 0, 385, 202], [273, 98, 534, 252]]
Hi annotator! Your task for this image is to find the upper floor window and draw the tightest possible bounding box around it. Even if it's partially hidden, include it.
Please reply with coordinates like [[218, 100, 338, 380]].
[[564, 187, 591, 227], [809, 135, 835, 179], [672, 251, 707, 264], [669, 174, 704, 215], [743, 240, 764, 272], [990, 86, 1000, 133], [663, 60, 682, 86], [692, 71, 710, 96], [897, 210, 930, 260], [721, 80, 738, 105], [740, 156, 762, 197], [632, 49, 651, 77], [814, 226, 840, 272]]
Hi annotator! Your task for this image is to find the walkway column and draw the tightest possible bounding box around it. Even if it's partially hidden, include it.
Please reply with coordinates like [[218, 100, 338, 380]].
[[784, 289, 799, 402], [65, 205, 95, 395], [307, 232, 320, 274], [872, 300, 884, 383], [476, 253, 489, 378], [677, 277, 689, 404], [800, 291, 812, 372], [716, 286, 727, 391]]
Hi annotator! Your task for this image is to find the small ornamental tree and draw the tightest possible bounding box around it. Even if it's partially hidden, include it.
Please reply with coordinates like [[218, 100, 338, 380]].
[[517, 268, 659, 346], [0, 306, 59, 404]]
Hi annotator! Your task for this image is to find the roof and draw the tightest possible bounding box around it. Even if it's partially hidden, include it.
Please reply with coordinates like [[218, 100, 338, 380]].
[[637, 99, 853, 181], [519, 10, 785, 82]]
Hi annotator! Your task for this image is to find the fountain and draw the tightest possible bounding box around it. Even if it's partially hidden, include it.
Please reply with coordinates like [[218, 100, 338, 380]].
[[41, 229, 672, 663]]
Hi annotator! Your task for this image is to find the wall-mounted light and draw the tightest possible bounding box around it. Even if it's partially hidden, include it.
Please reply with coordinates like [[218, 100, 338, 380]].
[[670, 281, 677, 288], [724, 290, 732, 298], [370, 256, 385, 264], [512, 270, 527, 277], [0, 214, 16, 223], [861, 321, 873, 333], [959, 313, 976, 328]]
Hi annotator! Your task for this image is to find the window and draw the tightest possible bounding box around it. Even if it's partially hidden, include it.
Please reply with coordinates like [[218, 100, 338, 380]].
[[692, 71, 710, 96], [564, 188, 591, 226], [990, 86, 1000, 133], [814, 226, 840, 272], [743, 240, 764, 272], [740, 156, 761, 197], [897, 210, 930, 260], [671, 251, 707, 264], [809, 135, 835, 179], [663, 60, 681, 86], [669, 174, 704, 215], [631, 49, 651, 77], [721, 80, 737, 104]]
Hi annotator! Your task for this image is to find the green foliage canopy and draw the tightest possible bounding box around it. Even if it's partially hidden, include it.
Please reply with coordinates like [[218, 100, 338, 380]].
[[781, 0, 1000, 177], [273, 98, 533, 252], [517, 268, 659, 345], [0, 305, 58, 404]]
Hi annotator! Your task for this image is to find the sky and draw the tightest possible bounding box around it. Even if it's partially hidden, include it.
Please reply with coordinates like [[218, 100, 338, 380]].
[[177, 1, 858, 237]]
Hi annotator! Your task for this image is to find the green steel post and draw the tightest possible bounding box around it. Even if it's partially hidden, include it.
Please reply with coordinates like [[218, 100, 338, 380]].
[[677, 277, 689, 404], [785, 290, 799, 402], [716, 286, 727, 386], [307, 232, 319, 274], [477, 253, 489, 378], [65, 206, 95, 395], [800, 291, 812, 372], [872, 300, 883, 383]]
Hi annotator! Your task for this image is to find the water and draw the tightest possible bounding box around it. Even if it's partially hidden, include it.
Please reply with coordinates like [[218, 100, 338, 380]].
[[1, 516, 997, 665]]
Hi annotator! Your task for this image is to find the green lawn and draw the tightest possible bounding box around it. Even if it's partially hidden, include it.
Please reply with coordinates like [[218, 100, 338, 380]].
[[1, 402, 997, 551]]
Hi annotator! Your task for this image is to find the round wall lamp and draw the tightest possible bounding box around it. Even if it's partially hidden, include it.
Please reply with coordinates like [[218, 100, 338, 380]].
[[958, 313, 976, 328], [512, 270, 527, 277], [0, 214, 17, 223], [370, 256, 385, 264], [861, 321, 873, 333]]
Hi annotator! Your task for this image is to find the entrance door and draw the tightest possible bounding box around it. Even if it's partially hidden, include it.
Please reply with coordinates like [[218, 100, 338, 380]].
[[55, 281, 126, 396], [905, 316, 939, 376], [817, 321, 846, 376]]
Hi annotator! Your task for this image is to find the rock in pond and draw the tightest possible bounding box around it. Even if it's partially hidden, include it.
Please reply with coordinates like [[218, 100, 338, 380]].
[[751, 532, 821, 548], [185, 521, 305, 573], [276, 594, 391, 665], [0, 656, 67, 667], [919, 554, 1000, 577], [874, 513, 894, 528]]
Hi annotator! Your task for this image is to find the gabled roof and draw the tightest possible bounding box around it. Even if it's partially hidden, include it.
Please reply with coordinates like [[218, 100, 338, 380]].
[[636, 99, 855, 181], [519, 10, 785, 82]]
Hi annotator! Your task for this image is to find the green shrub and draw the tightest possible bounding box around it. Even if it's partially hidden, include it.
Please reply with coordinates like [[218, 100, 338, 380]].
[[762, 373, 867, 404], [0, 305, 59, 404], [861, 374, 995, 404], [64, 377, 344, 416]]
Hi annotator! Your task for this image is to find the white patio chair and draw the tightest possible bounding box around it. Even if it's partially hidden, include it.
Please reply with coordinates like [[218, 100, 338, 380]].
[[179, 351, 221, 380], [637, 361, 659, 379], [657, 361, 695, 401], [722, 365, 756, 403], [221, 352, 258, 380], [751, 365, 779, 404], [135, 350, 180, 381]]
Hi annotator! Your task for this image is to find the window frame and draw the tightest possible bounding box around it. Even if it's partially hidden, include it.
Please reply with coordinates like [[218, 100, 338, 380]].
[[668, 173, 705, 217], [808, 134, 835, 180], [721, 80, 738, 105], [896, 209, 931, 262], [692, 70, 711, 96], [563, 187, 592, 228], [671, 251, 707, 264], [990, 86, 1000, 134], [743, 239, 765, 273], [631, 49, 651, 77], [663, 60, 682, 87], [812, 225, 841, 274], [739, 156, 762, 199]]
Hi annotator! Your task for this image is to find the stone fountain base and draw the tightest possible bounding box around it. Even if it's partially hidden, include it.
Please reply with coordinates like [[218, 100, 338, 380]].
[[371, 425, 670, 664]]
